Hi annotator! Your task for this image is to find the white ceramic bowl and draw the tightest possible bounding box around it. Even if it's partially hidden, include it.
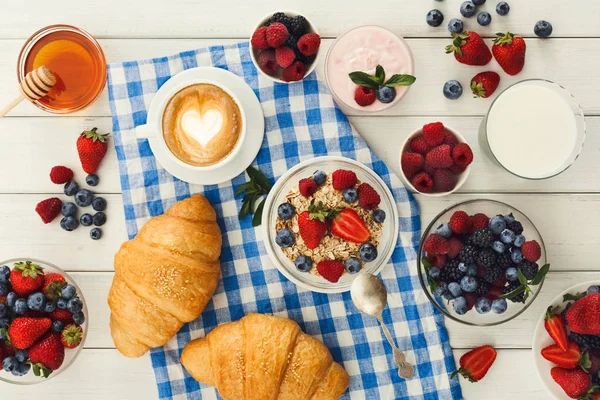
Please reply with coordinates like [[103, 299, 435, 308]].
[[399, 125, 472, 197], [532, 281, 600, 400], [261, 156, 399, 293], [249, 10, 319, 84]]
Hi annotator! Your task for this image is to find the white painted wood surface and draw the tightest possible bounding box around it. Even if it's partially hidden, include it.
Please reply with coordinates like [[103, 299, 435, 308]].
[[1, 0, 599, 398]]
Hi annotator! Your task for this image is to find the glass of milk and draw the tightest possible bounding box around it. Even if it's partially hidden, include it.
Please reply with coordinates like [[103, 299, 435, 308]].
[[480, 79, 585, 179]]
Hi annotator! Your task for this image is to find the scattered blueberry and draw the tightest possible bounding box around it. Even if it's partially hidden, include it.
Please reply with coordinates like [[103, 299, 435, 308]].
[[448, 282, 463, 297], [26, 292, 46, 311], [0, 282, 7, 296], [453, 296, 468, 315], [44, 302, 56, 313], [443, 80, 463, 100], [14, 349, 28, 363], [345, 257, 362, 274], [86, 174, 99, 187], [295, 256, 312, 272], [492, 298, 508, 314], [586, 286, 600, 295], [12, 362, 31, 377], [492, 241, 505, 254], [434, 282, 448, 297], [6, 292, 17, 308], [0, 265, 10, 283], [14, 298, 28, 315], [460, 276, 478, 292], [475, 297, 492, 314], [448, 18, 464, 33], [92, 197, 107, 212], [458, 262, 468, 273], [312, 170, 327, 185], [80, 213, 93, 227], [436, 223, 452, 238], [72, 311, 85, 325], [496, 1, 510, 16], [343, 188, 358, 203], [376, 86, 396, 104], [467, 264, 478, 277], [57, 297, 68, 309], [275, 229, 295, 248], [489, 216, 506, 234], [503, 213, 516, 224], [534, 20, 553, 38], [61, 202, 77, 217], [90, 228, 103, 240], [2, 357, 18, 372], [500, 229, 516, 244], [51, 320, 64, 333], [513, 234, 526, 247], [460, 1, 477, 18], [472, 0, 485, 5], [93, 212, 107, 226], [429, 267, 441, 280], [0, 304, 5, 318], [372, 209, 386, 223], [443, 292, 455, 301], [64, 180, 79, 196], [426, 9, 444, 27], [61, 284, 76, 300], [511, 249, 523, 264], [60, 216, 79, 231], [359, 243, 378, 262], [477, 11, 491, 26], [75, 189, 94, 207], [505, 267, 519, 282], [67, 297, 83, 314]]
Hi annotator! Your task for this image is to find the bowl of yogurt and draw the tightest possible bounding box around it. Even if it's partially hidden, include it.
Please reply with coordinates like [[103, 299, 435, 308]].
[[324, 25, 415, 113], [480, 79, 586, 180]]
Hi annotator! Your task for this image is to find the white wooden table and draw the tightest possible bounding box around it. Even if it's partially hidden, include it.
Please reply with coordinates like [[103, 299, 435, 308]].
[[1, 1, 598, 398]]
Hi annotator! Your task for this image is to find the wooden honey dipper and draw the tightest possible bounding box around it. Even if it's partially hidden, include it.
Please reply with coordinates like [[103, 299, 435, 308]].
[[0, 65, 56, 117]]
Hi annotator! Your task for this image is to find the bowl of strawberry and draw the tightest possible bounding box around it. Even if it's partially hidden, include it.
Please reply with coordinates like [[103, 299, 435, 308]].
[[533, 282, 600, 399], [250, 11, 320, 83], [418, 199, 549, 326], [0, 259, 87, 384], [400, 122, 473, 196]]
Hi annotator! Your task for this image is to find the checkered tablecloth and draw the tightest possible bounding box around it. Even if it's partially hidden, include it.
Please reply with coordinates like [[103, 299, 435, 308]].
[[106, 42, 461, 400]]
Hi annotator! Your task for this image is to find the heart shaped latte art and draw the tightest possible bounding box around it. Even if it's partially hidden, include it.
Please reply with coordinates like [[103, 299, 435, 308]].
[[181, 109, 224, 147]]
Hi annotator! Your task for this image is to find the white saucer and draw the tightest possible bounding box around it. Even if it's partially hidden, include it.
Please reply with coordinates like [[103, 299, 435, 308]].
[[146, 67, 265, 185]]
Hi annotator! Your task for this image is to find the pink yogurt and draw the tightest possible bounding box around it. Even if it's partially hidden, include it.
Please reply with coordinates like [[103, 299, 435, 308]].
[[325, 25, 415, 112]]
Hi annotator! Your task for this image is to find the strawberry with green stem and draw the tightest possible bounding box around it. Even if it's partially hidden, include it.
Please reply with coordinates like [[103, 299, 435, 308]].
[[298, 200, 335, 249], [76, 128, 110, 174], [545, 306, 569, 351], [451, 345, 497, 382], [470, 72, 500, 98], [10, 261, 44, 297]]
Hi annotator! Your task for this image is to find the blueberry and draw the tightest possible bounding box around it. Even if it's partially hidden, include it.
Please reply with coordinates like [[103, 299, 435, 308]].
[[453, 296, 468, 315], [6, 292, 17, 308], [57, 297, 68, 309], [343, 188, 358, 203], [467, 264, 478, 277], [443, 80, 463, 100], [0, 282, 7, 296], [448, 282, 463, 297], [492, 298, 508, 314], [489, 216, 506, 234], [0, 265, 9, 283], [90, 228, 103, 240], [477, 11, 491, 26], [372, 209, 386, 223], [460, 276, 478, 292], [14, 298, 28, 314], [2, 356, 18, 372], [60, 216, 79, 231], [448, 18, 464, 33], [14, 349, 28, 363], [44, 302, 56, 313], [61, 284, 76, 300], [443, 292, 455, 301], [0, 318, 8, 328], [492, 241, 505, 254], [80, 213, 93, 227], [460, 1, 477, 18], [295, 256, 312, 272], [26, 292, 46, 311], [511, 249, 523, 264], [586, 286, 600, 295], [312, 170, 327, 185], [72, 311, 85, 325], [275, 229, 295, 248], [426, 9, 444, 27], [436, 223, 452, 238], [458, 262, 468, 273], [434, 282, 448, 297], [51, 320, 64, 333], [75, 189, 94, 207], [92, 197, 107, 212], [475, 297, 492, 314], [0, 304, 5, 318], [67, 297, 83, 314], [513, 235, 526, 247], [93, 212, 107, 227], [64, 180, 79, 196], [429, 267, 441, 280], [61, 202, 77, 217], [376, 86, 396, 104], [12, 362, 31, 376], [505, 267, 519, 282], [472, 0, 485, 4], [500, 229, 516, 244], [534, 20, 553, 38], [359, 243, 378, 262], [496, 1, 510, 16], [86, 174, 99, 187], [277, 203, 295, 220], [503, 213, 516, 224]]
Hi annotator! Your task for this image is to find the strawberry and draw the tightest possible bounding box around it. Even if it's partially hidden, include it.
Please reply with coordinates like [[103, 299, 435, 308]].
[[282, 61, 306, 82], [451, 345, 497, 382], [29, 332, 65, 377], [297, 201, 329, 249], [49, 166, 74, 184], [521, 240, 541, 262], [409, 135, 431, 155], [297, 33, 321, 56], [250, 26, 269, 49], [10, 261, 44, 297], [8, 317, 52, 350], [357, 183, 381, 209], [331, 208, 370, 243], [257, 49, 277, 75], [492, 32, 526, 76], [76, 128, 110, 174], [449, 211, 472, 234], [464, 292, 478, 311], [401, 152, 424, 180], [445, 32, 492, 66], [428, 254, 447, 268], [550, 367, 591, 398], [316, 261, 345, 283], [424, 234, 450, 255], [61, 324, 83, 349], [447, 237, 464, 259], [452, 143, 474, 167], [422, 122, 445, 147], [487, 285, 505, 299], [426, 145, 454, 169], [443, 130, 459, 149], [332, 169, 357, 190], [298, 178, 318, 197], [35, 197, 62, 224], [542, 342, 590, 370], [471, 213, 490, 232], [470, 72, 500, 98], [411, 172, 434, 193], [566, 293, 600, 335], [433, 169, 457, 192], [354, 86, 377, 107], [275, 46, 296, 68], [49, 309, 73, 325], [42, 273, 66, 301], [266, 23, 288, 48]]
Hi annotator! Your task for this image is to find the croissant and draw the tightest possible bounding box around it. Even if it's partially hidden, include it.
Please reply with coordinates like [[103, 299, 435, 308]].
[[108, 194, 222, 357], [181, 313, 350, 400]]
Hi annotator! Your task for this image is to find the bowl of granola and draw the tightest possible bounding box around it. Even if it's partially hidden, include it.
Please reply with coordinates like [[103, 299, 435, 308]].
[[261, 156, 399, 293]]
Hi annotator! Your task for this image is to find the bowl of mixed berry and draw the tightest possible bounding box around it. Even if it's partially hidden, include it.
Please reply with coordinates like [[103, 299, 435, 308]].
[[418, 199, 549, 326], [533, 282, 600, 399], [261, 156, 399, 293], [250, 11, 321, 83], [0, 259, 87, 384]]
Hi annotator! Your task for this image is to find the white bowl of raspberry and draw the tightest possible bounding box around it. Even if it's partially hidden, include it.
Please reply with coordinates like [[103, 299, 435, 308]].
[[249, 11, 320, 83]]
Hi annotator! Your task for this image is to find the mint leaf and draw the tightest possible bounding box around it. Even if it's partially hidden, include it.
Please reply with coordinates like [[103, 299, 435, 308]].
[[530, 264, 550, 286], [349, 71, 379, 90], [252, 198, 266, 227], [384, 74, 416, 87], [422, 257, 433, 269], [501, 284, 526, 300], [563, 292, 586, 302], [375, 65, 385, 85], [246, 166, 272, 191], [517, 269, 528, 286]]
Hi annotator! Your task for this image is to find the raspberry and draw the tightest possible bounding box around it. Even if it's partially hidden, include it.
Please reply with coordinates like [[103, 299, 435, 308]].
[[282, 61, 305, 82], [357, 183, 381, 209], [332, 169, 357, 190], [449, 211, 472, 234], [401, 152, 424, 180], [275, 46, 296, 68], [433, 168, 457, 192], [49, 166, 74, 184], [297, 33, 321, 56], [409, 135, 431, 155], [450, 164, 467, 174], [423, 164, 436, 177], [35, 197, 62, 224], [257, 49, 277, 75], [354, 86, 376, 107], [428, 254, 447, 268], [422, 122, 445, 146], [316, 260, 345, 283], [298, 178, 317, 197], [266, 23, 289, 48], [426, 144, 454, 169], [251, 26, 269, 49], [424, 234, 450, 255], [471, 213, 490, 232], [411, 172, 434, 193], [521, 240, 541, 262], [447, 236, 464, 259], [444, 130, 459, 149], [452, 143, 474, 167]]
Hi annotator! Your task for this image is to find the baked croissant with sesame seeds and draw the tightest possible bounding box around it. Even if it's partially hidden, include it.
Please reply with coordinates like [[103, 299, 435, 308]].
[[181, 313, 350, 400], [108, 194, 222, 358]]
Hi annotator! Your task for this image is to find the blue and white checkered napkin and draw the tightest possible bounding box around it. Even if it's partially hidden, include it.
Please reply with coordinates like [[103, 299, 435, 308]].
[[106, 42, 461, 400]]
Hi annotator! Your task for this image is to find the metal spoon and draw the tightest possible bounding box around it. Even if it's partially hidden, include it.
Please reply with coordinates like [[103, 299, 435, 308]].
[[351, 273, 415, 379]]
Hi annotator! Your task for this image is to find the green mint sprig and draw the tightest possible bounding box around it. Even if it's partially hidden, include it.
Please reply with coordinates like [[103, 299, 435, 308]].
[[349, 64, 416, 90], [501, 263, 550, 303], [236, 166, 272, 227]]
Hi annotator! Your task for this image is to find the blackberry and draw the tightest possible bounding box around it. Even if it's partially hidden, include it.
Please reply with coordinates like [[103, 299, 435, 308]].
[[285, 36, 302, 58], [267, 12, 292, 27], [441, 260, 464, 283], [288, 15, 308, 37], [569, 332, 600, 351], [477, 248, 498, 269], [504, 281, 525, 303], [467, 228, 495, 248], [475, 280, 491, 297], [483, 265, 504, 283], [519, 260, 539, 280], [459, 245, 479, 264], [506, 220, 524, 235], [497, 252, 513, 269], [298, 53, 316, 65]]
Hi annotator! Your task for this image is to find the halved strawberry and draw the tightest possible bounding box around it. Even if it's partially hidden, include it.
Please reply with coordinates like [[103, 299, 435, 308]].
[[541, 342, 590, 370], [545, 306, 569, 352], [330, 208, 370, 244], [451, 345, 497, 382]]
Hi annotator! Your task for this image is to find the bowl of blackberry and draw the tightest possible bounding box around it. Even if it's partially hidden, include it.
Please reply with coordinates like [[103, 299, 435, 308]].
[[418, 199, 549, 326], [0, 259, 87, 384]]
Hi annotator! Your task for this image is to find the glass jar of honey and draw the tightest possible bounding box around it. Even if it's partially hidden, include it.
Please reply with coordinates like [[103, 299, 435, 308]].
[[17, 25, 106, 114]]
